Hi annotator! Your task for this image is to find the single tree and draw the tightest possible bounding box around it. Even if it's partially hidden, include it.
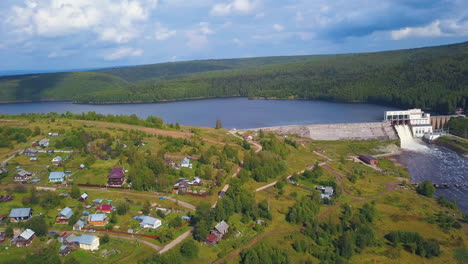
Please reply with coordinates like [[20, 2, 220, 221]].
[[215, 119, 222, 129], [416, 180, 435, 197], [180, 240, 199, 258]]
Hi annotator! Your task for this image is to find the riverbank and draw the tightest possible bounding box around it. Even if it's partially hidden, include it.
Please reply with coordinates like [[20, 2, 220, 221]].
[[434, 136, 468, 158]]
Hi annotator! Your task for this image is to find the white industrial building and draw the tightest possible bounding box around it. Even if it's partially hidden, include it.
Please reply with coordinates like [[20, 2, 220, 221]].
[[384, 109, 433, 137]]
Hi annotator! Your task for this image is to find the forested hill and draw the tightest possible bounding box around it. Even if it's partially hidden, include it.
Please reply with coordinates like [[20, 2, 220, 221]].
[[1, 42, 468, 114]]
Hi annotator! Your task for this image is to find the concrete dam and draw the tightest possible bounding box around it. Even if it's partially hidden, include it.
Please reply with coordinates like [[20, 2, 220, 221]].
[[242, 122, 398, 141]]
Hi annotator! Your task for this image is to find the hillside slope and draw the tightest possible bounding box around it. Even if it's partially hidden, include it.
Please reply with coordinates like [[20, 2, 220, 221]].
[[0, 71, 127, 102], [1, 42, 467, 114]]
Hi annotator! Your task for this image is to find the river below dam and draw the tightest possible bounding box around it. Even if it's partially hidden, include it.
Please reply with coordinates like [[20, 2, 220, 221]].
[[0, 98, 466, 212]]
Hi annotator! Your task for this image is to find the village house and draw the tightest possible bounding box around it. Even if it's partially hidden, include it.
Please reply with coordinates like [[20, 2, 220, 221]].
[[48, 132, 59, 137], [89, 213, 107, 226], [72, 234, 100, 251], [173, 177, 203, 193], [206, 220, 229, 245], [180, 157, 191, 168], [317, 186, 334, 199], [13, 169, 32, 182], [243, 134, 253, 140], [59, 245, 73, 257], [97, 204, 113, 213], [49, 171, 66, 183], [73, 219, 85, 231], [52, 156, 63, 166], [107, 167, 125, 186], [56, 207, 74, 224], [79, 193, 88, 201], [135, 215, 162, 229], [358, 154, 378, 165], [9, 208, 32, 222], [23, 148, 39, 156], [11, 229, 35, 247], [39, 138, 50, 147]]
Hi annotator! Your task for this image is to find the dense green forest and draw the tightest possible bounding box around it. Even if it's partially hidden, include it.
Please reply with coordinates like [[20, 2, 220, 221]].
[[1, 42, 467, 114]]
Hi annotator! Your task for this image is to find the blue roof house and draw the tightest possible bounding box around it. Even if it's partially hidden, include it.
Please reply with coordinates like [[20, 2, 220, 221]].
[[49, 172, 66, 183]]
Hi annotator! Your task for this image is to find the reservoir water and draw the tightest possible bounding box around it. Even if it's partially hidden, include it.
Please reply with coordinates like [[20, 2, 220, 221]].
[[0, 98, 398, 129], [0, 97, 466, 212]]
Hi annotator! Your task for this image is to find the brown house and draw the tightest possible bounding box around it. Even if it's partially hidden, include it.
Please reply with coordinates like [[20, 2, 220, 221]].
[[11, 229, 35, 247], [13, 169, 32, 182], [205, 221, 229, 245], [107, 168, 125, 186], [56, 207, 74, 224]]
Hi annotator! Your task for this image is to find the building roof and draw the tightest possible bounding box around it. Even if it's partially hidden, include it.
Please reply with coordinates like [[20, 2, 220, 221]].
[[89, 213, 106, 222], [49, 171, 66, 180], [9, 208, 32, 218], [181, 157, 190, 165], [73, 234, 97, 245], [19, 229, 35, 240], [108, 168, 125, 179], [359, 154, 377, 161], [24, 148, 38, 153], [17, 169, 32, 177], [80, 193, 88, 199], [52, 156, 63, 161], [206, 234, 217, 243], [139, 216, 160, 227], [214, 220, 229, 234], [324, 186, 334, 195], [98, 205, 112, 211], [58, 207, 73, 218], [39, 138, 49, 144], [74, 220, 85, 227]]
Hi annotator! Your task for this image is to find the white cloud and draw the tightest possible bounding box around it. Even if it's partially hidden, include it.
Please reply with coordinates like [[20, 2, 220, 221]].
[[48, 49, 77, 58], [210, 0, 259, 16], [186, 22, 215, 49], [273, 24, 284, 32], [104, 47, 143, 60], [232, 38, 243, 46], [6, 0, 158, 43], [391, 19, 468, 40], [154, 23, 176, 40]]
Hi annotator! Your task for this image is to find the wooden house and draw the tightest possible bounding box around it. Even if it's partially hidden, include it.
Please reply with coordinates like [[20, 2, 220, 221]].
[[13, 169, 32, 182], [358, 154, 378, 165], [11, 229, 35, 247], [23, 148, 39, 156], [9, 208, 32, 222], [56, 207, 73, 224], [107, 168, 125, 186], [89, 213, 107, 226]]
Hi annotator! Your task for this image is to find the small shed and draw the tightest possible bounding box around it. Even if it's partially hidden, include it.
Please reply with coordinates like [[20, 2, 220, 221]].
[[358, 154, 378, 165], [11, 229, 35, 247]]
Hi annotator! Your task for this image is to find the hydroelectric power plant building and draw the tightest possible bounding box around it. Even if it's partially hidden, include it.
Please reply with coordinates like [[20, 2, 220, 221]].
[[384, 109, 433, 137]]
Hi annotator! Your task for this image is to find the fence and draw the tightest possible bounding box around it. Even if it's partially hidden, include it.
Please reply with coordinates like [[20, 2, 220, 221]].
[[77, 184, 132, 190]]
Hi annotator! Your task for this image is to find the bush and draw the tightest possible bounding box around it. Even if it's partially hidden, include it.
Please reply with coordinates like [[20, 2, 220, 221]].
[[180, 240, 199, 258], [416, 180, 435, 197]]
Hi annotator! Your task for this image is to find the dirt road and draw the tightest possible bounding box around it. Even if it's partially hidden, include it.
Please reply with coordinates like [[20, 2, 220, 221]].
[[158, 228, 194, 254]]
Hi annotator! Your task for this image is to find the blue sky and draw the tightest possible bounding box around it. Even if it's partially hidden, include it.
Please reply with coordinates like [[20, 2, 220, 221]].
[[1, 0, 467, 72]]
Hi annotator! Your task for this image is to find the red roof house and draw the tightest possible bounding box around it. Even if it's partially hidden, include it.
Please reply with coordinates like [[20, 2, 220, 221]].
[[97, 205, 113, 213], [206, 234, 218, 245], [107, 168, 125, 186]]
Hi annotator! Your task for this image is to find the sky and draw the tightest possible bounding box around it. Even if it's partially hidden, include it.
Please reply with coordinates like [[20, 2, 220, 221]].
[[1, 0, 467, 72]]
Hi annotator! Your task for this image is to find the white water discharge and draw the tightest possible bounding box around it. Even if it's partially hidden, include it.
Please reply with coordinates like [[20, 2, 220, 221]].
[[394, 125, 429, 152]]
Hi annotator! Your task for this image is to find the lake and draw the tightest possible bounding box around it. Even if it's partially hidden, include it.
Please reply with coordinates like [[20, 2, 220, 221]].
[[0, 98, 399, 128]]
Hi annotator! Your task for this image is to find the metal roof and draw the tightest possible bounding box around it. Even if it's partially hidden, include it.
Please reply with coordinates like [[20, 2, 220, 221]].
[[52, 156, 63, 161], [75, 219, 84, 227], [49, 171, 66, 180], [73, 234, 97, 245], [214, 220, 229, 234], [89, 213, 106, 222], [17, 169, 31, 177], [20, 229, 35, 240], [9, 208, 32, 218], [139, 216, 160, 227], [108, 168, 124, 179], [58, 207, 73, 218]]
